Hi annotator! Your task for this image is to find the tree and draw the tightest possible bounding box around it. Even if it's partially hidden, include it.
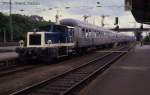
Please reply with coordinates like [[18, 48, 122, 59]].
[[0, 12, 54, 42]]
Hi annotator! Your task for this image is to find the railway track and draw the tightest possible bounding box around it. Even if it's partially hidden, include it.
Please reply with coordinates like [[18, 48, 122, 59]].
[[0, 45, 128, 78], [0, 57, 46, 77], [10, 46, 131, 95], [0, 64, 44, 77], [0, 58, 18, 73]]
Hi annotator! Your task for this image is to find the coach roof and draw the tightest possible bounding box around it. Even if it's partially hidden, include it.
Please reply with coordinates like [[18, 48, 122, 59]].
[[60, 19, 100, 29]]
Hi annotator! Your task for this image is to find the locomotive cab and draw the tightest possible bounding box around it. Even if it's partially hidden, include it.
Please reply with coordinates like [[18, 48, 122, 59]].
[[27, 25, 75, 47]]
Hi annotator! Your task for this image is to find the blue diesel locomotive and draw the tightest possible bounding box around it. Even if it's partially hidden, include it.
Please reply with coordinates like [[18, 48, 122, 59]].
[[16, 19, 134, 62]]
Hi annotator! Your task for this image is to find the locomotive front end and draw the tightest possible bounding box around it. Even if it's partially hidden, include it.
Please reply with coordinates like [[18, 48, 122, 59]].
[[16, 25, 75, 63], [17, 31, 60, 63]]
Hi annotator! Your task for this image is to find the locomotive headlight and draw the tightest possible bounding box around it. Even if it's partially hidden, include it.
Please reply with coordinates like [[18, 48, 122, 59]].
[[33, 28, 38, 34], [19, 40, 24, 48], [47, 40, 52, 46]]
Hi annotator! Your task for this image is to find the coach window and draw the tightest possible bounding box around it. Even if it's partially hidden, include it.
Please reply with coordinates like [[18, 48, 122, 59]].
[[95, 31, 99, 38], [94, 32, 97, 38], [99, 31, 101, 37], [89, 29, 91, 32], [85, 29, 88, 32], [104, 32, 106, 36], [96, 31, 98, 37], [82, 28, 86, 37], [88, 29, 91, 36], [97, 31, 99, 37], [102, 32, 104, 38], [98, 32, 100, 36], [85, 29, 89, 38], [96, 31, 99, 37]]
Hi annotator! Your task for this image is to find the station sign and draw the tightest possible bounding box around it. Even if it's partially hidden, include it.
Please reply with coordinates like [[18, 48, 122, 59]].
[[0, 0, 40, 5]]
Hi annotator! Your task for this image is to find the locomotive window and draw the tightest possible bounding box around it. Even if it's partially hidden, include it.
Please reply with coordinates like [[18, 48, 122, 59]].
[[82, 28, 85, 32], [89, 29, 91, 32], [82, 28, 85, 37], [38, 25, 67, 32], [45, 33, 60, 44], [38, 25, 52, 31], [53, 25, 66, 32], [29, 34, 41, 45]]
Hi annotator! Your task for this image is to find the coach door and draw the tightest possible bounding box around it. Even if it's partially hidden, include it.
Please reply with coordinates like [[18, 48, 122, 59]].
[[68, 27, 74, 43]]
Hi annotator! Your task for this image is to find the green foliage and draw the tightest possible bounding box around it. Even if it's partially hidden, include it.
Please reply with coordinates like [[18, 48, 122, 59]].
[[0, 12, 54, 42], [144, 36, 150, 42]]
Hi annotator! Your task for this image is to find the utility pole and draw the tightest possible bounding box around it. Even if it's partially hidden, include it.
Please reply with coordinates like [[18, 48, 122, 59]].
[[55, 10, 59, 24], [55, 10, 61, 24], [9, 0, 13, 41]]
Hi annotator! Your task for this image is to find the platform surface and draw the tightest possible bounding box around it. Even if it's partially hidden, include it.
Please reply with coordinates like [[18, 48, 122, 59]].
[[0, 52, 18, 61], [78, 45, 150, 95], [0, 46, 18, 52]]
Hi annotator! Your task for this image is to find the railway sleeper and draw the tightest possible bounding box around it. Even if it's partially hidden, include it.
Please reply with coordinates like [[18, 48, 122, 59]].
[[66, 73, 88, 77], [38, 87, 66, 92], [58, 78, 83, 83], [50, 84, 73, 88], [51, 80, 78, 85], [32, 90, 62, 95], [76, 68, 98, 73], [70, 72, 91, 74], [50, 81, 75, 85], [61, 76, 86, 81]]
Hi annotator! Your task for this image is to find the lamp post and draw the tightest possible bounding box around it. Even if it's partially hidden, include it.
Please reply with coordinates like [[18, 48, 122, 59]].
[[9, 0, 13, 41]]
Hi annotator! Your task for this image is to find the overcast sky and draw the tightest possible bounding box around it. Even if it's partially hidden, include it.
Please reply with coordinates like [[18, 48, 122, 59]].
[[0, 0, 147, 29]]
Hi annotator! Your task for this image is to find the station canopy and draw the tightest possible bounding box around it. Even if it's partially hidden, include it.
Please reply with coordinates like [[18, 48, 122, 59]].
[[125, 0, 150, 24]]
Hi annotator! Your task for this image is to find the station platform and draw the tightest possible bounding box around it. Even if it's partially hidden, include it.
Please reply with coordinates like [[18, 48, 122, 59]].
[[0, 46, 18, 52], [0, 52, 18, 61], [78, 45, 150, 95]]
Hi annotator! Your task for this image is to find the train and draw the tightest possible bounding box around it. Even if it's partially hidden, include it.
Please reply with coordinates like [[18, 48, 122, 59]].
[[16, 19, 135, 62]]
